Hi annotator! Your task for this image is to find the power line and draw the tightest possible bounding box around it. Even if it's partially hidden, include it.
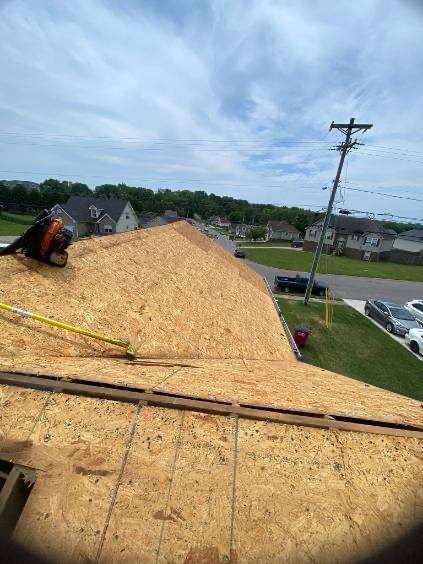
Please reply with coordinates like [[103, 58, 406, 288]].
[[344, 186, 423, 202], [364, 144, 423, 157], [0, 139, 332, 152], [0, 130, 331, 144], [353, 149, 423, 165]]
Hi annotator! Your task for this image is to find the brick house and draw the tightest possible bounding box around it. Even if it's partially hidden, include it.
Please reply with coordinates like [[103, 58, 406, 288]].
[[304, 215, 397, 260], [51, 195, 139, 239], [266, 220, 300, 241]]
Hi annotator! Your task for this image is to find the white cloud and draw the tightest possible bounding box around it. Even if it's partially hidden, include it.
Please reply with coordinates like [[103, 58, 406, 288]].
[[0, 0, 422, 219]]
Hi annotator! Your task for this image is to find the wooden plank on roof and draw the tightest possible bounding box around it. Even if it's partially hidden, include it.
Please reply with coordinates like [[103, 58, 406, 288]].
[[2, 351, 420, 429]]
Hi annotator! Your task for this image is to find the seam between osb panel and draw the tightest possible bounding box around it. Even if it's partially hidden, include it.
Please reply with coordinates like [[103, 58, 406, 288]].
[[229, 415, 239, 562], [95, 401, 143, 563], [25, 391, 54, 441], [155, 410, 186, 564]]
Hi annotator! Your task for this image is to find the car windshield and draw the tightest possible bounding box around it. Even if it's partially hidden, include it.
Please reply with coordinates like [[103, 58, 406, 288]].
[[389, 307, 415, 320]]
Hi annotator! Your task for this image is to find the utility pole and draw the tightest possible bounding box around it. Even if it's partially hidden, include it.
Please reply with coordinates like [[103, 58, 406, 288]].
[[304, 117, 373, 305]]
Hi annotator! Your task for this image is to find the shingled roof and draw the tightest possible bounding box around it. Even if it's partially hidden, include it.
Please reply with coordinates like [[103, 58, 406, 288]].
[[61, 195, 130, 223], [268, 220, 299, 232], [312, 214, 397, 235], [398, 229, 423, 241]]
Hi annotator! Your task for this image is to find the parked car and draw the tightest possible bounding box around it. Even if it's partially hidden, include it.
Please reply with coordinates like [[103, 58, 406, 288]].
[[291, 240, 304, 248], [404, 299, 423, 324], [364, 299, 422, 336], [274, 274, 328, 296], [234, 249, 246, 258], [405, 327, 423, 355]]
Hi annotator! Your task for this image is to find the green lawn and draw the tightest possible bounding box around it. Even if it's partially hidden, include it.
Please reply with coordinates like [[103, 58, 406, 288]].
[[278, 298, 423, 400], [240, 240, 292, 247], [0, 212, 36, 236], [244, 247, 423, 282], [0, 218, 28, 236]]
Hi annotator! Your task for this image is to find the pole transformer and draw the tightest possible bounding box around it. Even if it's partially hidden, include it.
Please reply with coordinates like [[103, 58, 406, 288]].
[[304, 118, 373, 305]]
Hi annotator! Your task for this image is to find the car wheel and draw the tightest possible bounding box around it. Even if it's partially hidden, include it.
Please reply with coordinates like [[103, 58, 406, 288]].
[[364, 306, 370, 316], [386, 322, 394, 333], [410, 341, 420, 354], [317, 289, 324, 297], [284, 287, 290, 293]]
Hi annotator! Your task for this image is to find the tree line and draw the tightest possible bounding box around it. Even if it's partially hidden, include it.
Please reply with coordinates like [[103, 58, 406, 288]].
[[0, 178, 420, 235]]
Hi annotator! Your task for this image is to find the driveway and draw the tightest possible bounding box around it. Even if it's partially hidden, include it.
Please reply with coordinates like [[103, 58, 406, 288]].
[[344, 299, 423, 361], [215, 234, 423, 303]]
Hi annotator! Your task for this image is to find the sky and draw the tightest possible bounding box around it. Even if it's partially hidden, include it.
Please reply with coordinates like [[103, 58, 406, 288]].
[[0, 0, 422, 221]]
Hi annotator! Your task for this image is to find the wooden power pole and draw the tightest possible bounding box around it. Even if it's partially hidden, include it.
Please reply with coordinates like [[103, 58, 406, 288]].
[[304, 118, 373, 305]]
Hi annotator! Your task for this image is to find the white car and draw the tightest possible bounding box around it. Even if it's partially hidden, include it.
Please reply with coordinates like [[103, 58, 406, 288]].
[[405, 300, 423, 324], [405, 327, 423, 355]]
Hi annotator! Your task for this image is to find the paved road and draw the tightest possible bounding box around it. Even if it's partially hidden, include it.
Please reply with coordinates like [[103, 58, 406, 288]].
[[216, 234, 423, 303]]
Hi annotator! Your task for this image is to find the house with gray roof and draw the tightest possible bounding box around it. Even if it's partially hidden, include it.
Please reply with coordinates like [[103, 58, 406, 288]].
[[393, 229, 423, 253], [51, 195, 138, 239], [304, 214, 397, 260]]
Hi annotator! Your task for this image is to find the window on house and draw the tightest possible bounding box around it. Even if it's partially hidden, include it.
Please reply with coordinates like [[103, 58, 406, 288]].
[[0, 459, 36, 540], [125, 213, 130, 219], [104, 225, 113, 233], [351, 234, 360, 241], [90, 206, 99, 219], [364, 237, 380, 247]]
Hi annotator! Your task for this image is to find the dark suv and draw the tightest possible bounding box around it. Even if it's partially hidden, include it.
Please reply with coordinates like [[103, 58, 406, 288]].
[[364, 299, 421, 336], [234, 249, 246, 259]]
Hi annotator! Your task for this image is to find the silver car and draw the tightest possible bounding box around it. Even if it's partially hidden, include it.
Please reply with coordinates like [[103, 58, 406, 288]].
[[364, 299, 422, 336]]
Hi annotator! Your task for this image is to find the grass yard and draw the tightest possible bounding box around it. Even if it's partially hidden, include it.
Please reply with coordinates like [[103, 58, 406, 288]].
[[278, 297, 423, 401], [0, 212, 36, 236], [245, 247, 423, 282], [240, 240, 292, 247]]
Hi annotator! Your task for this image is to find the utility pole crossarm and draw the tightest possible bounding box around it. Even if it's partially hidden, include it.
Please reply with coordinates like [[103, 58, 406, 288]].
[[330, 123, 373, 130]]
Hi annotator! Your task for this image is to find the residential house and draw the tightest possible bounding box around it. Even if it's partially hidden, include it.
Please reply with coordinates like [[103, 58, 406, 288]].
[[139, 210, 182, 229], [51, 195, 138, 238], [393, 229, 423, 253], [267, 220, 300, 241], [389, 229, 423, 265], [304, 215, 397, 260], [208, 215, 231, 228], [229, 222, 253, 238]]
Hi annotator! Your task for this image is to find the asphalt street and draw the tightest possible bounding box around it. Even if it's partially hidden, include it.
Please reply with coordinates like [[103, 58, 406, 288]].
[[216, 234, 423, 304]]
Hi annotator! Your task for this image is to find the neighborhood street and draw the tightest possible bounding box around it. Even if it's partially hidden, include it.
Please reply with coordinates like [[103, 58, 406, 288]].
[[217, 235, 423, 303]]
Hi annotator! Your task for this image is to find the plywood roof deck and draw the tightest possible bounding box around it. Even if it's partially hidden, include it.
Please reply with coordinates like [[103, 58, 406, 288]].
[[0, 222, 421, 427], [1, 385, 422, 563], [1, 222, 422, 561]]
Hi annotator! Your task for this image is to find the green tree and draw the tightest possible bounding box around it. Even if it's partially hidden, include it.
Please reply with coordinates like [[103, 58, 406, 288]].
[[250, 226, 267, 240]]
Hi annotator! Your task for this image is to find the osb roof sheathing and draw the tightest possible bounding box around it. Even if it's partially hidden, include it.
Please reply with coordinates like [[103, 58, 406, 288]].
[[0, 221, 422, 427], [1, 386, 422, 563], [0, 221, 291, 361]]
